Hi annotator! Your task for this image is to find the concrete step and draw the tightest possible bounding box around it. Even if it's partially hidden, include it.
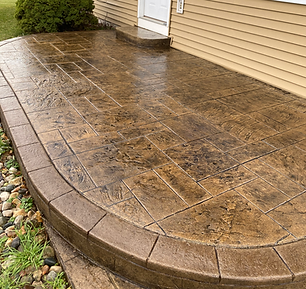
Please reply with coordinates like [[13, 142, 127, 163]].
[[116, 26, 171, 48]]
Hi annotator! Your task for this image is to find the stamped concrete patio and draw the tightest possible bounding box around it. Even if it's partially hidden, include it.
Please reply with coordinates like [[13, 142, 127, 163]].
[[1, 30, 306, 288]]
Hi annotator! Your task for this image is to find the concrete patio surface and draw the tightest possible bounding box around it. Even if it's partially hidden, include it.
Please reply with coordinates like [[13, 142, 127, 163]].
[[1, 30, 306, 288]]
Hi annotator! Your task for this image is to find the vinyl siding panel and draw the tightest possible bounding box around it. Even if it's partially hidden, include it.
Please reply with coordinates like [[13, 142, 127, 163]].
[[94, 0, 137, 27], [169, 0, 306, 97]]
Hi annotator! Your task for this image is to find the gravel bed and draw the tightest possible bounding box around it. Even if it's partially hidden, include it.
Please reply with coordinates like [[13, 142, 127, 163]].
[[0, 123, 70, 289]]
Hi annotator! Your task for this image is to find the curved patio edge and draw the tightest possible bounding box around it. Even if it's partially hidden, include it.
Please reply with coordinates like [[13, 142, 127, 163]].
[[1, 53, 306, 289]]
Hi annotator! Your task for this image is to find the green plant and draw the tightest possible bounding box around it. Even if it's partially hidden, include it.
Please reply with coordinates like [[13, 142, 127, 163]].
[[0, 131, 11, 158], [20, 197, 33, 212], [8, 216, 16, 223], [5, 157, 19, 170], [0, 0, 24, 41], [0, 235, 8, 249], [0, 224, 47, 289], [15, 0, 99, 33]]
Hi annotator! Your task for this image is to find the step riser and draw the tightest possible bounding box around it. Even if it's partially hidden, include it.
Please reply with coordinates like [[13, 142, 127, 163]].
[[116, 26, 171, 49]]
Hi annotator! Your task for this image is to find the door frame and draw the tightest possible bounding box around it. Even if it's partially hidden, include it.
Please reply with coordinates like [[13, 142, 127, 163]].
[[137, 0, 172, 36]]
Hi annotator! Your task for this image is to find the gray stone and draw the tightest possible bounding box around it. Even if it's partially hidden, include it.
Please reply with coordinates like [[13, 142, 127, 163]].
[[10, 237, 20, 249], [46, 270, 57, 282], [19, 188, 27, 195], [20, 275, 34, 284], [2, 221, 14, 230], [0, 216, 7, 227], [5, 184, 15, 192]]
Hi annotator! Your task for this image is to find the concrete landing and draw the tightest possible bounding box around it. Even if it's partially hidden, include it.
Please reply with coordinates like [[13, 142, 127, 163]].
[[1, 30, 306, 289], [116, 26, 171, 48]]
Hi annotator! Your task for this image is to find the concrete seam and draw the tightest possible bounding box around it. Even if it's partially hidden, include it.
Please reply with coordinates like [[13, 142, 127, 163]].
[[273, 247, 295, 282], [214, 247, 222, 284]]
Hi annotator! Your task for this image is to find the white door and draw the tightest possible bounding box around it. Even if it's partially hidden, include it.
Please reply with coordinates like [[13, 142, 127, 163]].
[[138, 0, 171, 36], [144, 0, 169, 23]]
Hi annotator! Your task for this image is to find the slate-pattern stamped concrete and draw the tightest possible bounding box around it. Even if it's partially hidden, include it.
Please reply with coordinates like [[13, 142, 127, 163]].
[[1, 31, 306, 288]]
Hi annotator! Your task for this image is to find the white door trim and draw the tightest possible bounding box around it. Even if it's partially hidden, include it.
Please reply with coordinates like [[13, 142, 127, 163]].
[[137, 0, 172, 36]]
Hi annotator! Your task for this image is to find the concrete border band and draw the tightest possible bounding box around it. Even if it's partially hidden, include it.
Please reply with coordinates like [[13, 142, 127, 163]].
[[1, 39, 306, 289]]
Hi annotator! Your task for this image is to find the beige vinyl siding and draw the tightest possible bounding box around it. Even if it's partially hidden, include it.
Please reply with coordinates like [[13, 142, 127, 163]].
[[94, 0, 137, 27], [170, 0, 306, 98]]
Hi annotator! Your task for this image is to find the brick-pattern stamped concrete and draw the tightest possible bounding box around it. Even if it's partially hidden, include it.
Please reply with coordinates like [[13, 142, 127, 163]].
[[1, 31, 306, 288]]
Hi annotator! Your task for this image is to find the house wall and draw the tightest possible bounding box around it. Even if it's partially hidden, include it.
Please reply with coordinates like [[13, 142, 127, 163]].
[[169, 0, 306, 97], [94, 0, 138, 27]]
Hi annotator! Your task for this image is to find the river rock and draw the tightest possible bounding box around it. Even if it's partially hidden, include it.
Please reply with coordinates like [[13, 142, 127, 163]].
[[0, 191, 10, 201], [20, 275, 34, 284], [14, 215, 24, 226], [19, 188, 27, 195], [50, 265, 62, 274], [33, 269, 42, 282], [9, 177, 22, 186], [9, 192, 19, 199], [42, 246, 55, 259], [13, 208, 27, 218], [46, 270, 57, 282], [12, 198, 21, 206], [2, 201, 12, 211], [9, 167, 18, 174], [10, 236, 20, 249], [43, 257, 57, 267], [0, 216, 7, 227], [2, 209, 13, 217]]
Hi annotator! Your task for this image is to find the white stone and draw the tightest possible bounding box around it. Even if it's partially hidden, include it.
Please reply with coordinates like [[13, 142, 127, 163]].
[[2, 209, 13, 217], [5, 175, 14, 183], [2, 201, 11, 211], [0, 191, 10, 202], [49, 265, 62, 274], [9, 167, 18, 174]]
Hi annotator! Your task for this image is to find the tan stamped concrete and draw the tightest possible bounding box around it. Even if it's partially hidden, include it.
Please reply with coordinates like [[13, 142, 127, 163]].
[[1, 30, 306, 288]]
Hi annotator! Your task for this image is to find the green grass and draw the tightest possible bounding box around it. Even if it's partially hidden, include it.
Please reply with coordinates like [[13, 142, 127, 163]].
[[0, 223, 69, 289], [0, 0, 23, 41]]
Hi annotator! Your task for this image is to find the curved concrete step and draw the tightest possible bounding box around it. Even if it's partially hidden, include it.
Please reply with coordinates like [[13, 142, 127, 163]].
[[3, 110, 306, 289]]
